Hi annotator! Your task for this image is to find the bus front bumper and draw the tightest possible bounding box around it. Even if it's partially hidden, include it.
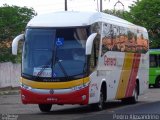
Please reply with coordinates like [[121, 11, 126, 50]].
[[20, 85, 89, 105]]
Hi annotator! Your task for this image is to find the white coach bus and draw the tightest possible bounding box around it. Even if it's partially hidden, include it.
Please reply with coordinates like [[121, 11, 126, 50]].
[[12, 11, 149, 112]]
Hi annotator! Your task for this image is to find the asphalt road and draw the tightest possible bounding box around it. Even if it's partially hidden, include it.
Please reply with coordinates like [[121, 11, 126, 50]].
[[0, 88, 160, 120]]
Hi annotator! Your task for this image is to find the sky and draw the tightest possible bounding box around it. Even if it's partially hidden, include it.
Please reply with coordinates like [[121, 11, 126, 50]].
[[0, 0, 136, 15]]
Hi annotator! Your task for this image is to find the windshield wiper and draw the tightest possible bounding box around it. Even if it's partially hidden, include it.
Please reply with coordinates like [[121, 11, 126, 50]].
[[36, 60, 51, 78], [55, 57, 69, 79], [36, 64, 50, 77]]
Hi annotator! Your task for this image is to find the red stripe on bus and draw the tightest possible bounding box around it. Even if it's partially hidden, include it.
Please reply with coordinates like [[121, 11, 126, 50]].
[[125, 53, 141, 97]]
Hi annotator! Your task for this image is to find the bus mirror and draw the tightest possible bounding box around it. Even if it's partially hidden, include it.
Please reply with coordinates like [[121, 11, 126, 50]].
[[85, 33, 97, 55], [12, 34, 24, 55]]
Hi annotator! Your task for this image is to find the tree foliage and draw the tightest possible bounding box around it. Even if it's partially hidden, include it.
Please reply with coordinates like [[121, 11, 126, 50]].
[[103, 0, 160, 48], [103, 9, 124, 18], [0, 4, 37, 40], [0, 4, 37, 63]]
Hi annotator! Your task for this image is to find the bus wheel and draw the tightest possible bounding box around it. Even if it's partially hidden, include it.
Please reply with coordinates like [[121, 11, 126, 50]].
[[91, 88, 105, 111], [122, 84, 138, 104], [130, 84, 138, 103], [38, 104, 52, 112], [155, 78, 160, 88]]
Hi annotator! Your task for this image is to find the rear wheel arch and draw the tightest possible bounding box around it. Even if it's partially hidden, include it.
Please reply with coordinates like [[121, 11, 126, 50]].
[[122, 79, 139, 104]]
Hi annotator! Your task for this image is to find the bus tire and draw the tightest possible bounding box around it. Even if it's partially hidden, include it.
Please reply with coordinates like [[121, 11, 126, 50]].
[[130, 83, 138, 104], [122, 84, 138, 104], [91, 88, 105, 111], [38, 104, 52, 112]]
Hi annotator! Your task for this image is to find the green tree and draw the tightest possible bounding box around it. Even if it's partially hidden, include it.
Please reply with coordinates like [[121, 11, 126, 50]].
[[103, 9, 127, 19], [0, 4, 37, 63]]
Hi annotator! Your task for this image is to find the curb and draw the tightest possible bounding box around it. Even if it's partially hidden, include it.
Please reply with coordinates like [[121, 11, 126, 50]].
[[0, 87, 20, 95]]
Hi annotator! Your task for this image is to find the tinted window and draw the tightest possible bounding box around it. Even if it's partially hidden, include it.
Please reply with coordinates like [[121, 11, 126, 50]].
[[150, 55, 158, 67]]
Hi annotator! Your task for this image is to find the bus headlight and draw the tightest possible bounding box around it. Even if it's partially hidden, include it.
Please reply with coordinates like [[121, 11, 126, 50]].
[[21, 84, 32, 90], [82, 95, 86, 100]]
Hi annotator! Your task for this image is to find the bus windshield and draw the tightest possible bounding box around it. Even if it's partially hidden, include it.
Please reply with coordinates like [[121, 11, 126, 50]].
[[22, 27, 89, 80]]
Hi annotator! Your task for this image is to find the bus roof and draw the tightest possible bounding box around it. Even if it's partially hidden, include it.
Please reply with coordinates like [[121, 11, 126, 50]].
[[27, 11, 147, 32]]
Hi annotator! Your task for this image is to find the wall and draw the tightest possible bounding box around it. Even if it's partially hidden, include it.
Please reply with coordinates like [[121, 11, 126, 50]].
[[0, 62, 21, 88]]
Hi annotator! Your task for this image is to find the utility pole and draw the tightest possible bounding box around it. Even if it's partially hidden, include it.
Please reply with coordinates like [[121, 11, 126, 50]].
[[100, 0, 107, 12], [100, 0, 102, 12], [65, 0, 67, 11], [95, 0, 108, 12]]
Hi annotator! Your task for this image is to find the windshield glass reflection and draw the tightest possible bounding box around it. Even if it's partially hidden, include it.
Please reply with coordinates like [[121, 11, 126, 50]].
[[22, 27, 89, 80]]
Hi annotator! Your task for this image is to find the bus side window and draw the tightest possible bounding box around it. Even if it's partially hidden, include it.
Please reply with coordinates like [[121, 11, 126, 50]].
[[89, 44, 96, 73], [95, 35, 100, 64], [159, 55, 160, 67], [89, 35, 100, 73], [150, 55, 158, 67]]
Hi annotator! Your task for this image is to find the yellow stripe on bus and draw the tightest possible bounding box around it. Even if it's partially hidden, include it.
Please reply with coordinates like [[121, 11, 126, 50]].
[[21, 77, 89, 89], [116, 53, 134, 99]]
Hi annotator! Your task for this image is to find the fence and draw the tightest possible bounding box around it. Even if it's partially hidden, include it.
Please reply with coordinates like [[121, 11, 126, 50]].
[[0, 62, 21, 88]]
